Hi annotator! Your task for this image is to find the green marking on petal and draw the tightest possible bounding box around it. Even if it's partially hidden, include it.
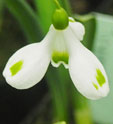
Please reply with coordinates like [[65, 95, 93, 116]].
[[69, 18, 75, 22], [92, 82, 99, 90], [10, 60, 23, 76], [52, 51, 69, 65], [96, 69, 106, 87]]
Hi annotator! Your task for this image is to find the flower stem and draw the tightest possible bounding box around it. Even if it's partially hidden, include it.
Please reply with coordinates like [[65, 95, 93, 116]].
[[62, 0, 72, 15], [54, 0, 61, 9]]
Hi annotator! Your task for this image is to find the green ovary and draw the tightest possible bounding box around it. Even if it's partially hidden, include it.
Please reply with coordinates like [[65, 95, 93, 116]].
[[10, 60, 23, 76], [96, 69, 106, 87], [52, 51, 69, 65]]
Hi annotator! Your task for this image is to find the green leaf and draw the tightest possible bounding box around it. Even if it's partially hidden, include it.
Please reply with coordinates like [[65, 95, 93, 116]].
[[5, 0, 43, 43], [70, 81, 93, 124], [34, 0, 56, 34], [54, 121, 66, 124], [0, 0, 4, 32], [74, 14, 96, 49], [46, 66, 69, 122], [89, 13, 113, 124]]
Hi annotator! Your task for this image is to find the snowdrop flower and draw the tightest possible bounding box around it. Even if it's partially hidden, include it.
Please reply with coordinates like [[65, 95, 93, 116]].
[[3, 5, 109, 100]]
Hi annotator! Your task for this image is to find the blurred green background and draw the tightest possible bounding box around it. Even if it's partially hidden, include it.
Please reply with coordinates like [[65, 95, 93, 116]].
[[0, 0, 113, 124]]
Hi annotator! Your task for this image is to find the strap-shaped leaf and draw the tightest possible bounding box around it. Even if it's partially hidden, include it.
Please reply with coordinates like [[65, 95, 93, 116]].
[[0, 0, 4, 31], [34, 0, 56, 34], [74, 14, 96, 49], [90, 13, 113, 124], [5, 0, 43, 43], [46, 66, 69, 122]]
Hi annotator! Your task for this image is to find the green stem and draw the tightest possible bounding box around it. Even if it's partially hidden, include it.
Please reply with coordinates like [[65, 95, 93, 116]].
[[54, 0, 61, 9], [46, 66, 69, 122], [62, 0, 72, 15]]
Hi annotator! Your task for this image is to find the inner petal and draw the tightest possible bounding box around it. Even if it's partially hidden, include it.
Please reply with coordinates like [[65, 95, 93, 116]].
[[50, 31, 69, 69], [52, 51, 69, 68]]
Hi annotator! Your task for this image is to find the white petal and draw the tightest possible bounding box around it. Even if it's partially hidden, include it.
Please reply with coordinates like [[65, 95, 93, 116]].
[[3, 40, 51, 89], [69, 19, 85, 41], [3, 25, 57, 89], [64, 27, 109, 100], [49, 25, 69, 69]]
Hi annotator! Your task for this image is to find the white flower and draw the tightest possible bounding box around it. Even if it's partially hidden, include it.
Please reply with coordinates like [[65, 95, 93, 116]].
[[3, 17, 109, 100]]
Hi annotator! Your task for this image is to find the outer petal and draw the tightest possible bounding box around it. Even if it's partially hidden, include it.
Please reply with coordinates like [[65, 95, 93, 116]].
[[3, 40, 51, 89], [64, 27, 109, 100], [69, 18, 85, 41]]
